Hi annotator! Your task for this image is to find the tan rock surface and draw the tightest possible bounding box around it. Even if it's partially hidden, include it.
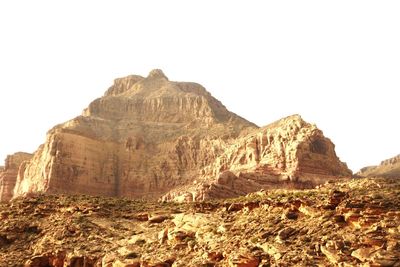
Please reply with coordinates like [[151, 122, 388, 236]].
[[0, 152, 32, 202], [13, 70, 256, 200], [357, 154, 400, 178], [1, 177, 399, 266], [12, 69, 350, 201], [162, 115, 351, 201]]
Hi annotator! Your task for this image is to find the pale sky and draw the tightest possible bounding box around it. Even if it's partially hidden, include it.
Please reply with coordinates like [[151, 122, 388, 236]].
[[0, 1, 399, 172]]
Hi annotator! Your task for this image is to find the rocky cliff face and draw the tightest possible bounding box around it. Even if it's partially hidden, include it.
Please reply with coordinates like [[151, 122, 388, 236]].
[[162, 115, 351, 201], [0, 152, 32, 202], [13, 70, 256, 200], [10, 69, 351, 201], [357, 154, 400, 178]]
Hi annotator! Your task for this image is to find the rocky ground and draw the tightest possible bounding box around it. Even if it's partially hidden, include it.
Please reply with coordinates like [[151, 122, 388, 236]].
[[1, 177, 399, 267]]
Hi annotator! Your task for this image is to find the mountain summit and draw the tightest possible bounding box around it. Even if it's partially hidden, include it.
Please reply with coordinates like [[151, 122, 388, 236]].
[[0, 70, 351, 202], [87, 69, 253, 128]]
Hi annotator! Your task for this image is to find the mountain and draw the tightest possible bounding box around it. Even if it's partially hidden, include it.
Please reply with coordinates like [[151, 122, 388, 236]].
[[357, 154, 400, 178], [2, 70, 351, 202]]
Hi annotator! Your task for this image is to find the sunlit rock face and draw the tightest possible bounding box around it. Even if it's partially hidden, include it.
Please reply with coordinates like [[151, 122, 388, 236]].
[[162, 114, 352, 202], [0, 152, 32, 202], [10, 70, 351, 201], [357, 154, 400, 178], [13, 70, 256, 200]]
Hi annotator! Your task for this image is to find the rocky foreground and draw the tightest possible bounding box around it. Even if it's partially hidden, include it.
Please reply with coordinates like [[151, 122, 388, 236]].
[[1, 177, 399, 267]]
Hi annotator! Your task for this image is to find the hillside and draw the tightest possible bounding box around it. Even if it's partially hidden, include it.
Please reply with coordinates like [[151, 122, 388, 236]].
[[357, 154, 400, 178]]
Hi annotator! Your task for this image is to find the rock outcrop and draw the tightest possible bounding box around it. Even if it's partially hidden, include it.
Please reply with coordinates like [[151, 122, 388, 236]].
[[13, 70, 256, 200], [162, 115, 351, 201], [357, 154, 400, 178], [0, 152, 32, 202], [10, 69, 351, 201]]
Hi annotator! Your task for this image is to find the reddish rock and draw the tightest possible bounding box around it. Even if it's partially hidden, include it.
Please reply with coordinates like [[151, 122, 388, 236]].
[[148, 215, 170, 224], [229, 255, 260, 267], [135, 213, 149, 222], [24, 252, 66, 267], [142, 258, 175, 267], [227, 203, 244, 212], [0, 152, 32, 202], [163, 115, 352, 201], [207, 251, 224, 262], [12, 70, 256, 201], [7, 70, 350, 202], [283, 210, 299, 220]]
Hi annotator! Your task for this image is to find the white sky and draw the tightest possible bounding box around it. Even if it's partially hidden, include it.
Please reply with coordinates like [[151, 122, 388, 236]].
[[0, 1, 399, 172]]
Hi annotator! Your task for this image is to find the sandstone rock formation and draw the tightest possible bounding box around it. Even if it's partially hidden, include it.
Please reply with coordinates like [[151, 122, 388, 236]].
[[13, 69, 256, 200], [0, 152, 32, 202], [162, 115, 351, 201], [9, 69, 351, 201], [357, 154, 400, 178]]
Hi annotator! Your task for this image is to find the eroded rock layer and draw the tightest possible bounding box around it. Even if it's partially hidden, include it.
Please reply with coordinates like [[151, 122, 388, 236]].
[[162, 115, 351, 201], [357, 154, 400, 178], [0, 152, 32, 202], [8, 69, 351, 201], [13, 70, 256, 200]]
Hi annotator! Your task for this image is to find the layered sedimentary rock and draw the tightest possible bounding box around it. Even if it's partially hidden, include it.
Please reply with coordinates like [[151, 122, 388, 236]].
[[12, 69, 351, 201], [162, 115, 351, 201], [357, 154, 400, 178], [13, 70, 256, 200], [0, 152, 32, 202]]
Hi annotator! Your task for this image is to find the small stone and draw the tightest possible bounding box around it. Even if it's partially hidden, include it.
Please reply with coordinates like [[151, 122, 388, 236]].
[[25, 256, 50, 267], [276, 227, 295, 243], [112, 260, 141, 267], [320, 245, 341, 264], [333, 214, 345, 223], [243, 201, 260, 211], [148, 215, 170, 223], [283, 211, 298, 220], [158, 228, 168, 244], [229, 255, 260, 267], [135, 213, 149, 221], [228, 203, 244, 212], [207, 252, 224, 262], [172, 231, 194, 242], [351, 247, 374, 262]]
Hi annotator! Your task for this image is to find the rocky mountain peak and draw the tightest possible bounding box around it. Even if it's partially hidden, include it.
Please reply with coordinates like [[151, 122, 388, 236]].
[[264, 114, 305, 129], [5, 71, 351, 203], [85, 70, 252, 126], [147, 69, 168, 80]]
